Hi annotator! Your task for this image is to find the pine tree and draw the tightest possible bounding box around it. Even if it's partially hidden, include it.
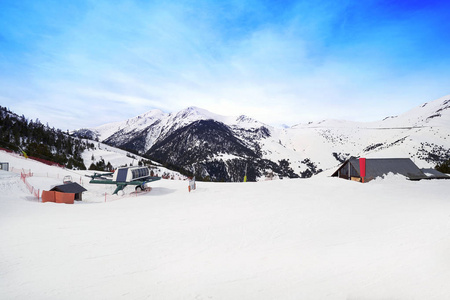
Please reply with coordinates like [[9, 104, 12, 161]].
[[436, 159, 450, 174]]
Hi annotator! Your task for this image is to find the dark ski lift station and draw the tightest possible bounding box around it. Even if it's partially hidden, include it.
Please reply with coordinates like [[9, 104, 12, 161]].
[[112, 166, 151, 182]]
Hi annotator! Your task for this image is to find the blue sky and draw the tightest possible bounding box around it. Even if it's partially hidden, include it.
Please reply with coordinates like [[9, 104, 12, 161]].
[[1, 0, 449, 130]]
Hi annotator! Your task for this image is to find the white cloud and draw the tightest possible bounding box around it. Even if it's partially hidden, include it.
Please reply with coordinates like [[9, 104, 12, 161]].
[[1, 0, 449, 130]]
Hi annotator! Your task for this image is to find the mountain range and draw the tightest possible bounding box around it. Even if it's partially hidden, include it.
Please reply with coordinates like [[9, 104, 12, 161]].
[[73, 95, 450, 181]]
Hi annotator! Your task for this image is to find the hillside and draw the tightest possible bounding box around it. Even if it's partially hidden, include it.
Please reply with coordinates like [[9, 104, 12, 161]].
[[0, 106, 89, 169], [74, 95, 450, 181], [0, 106, 186, 178], [285, 95, 450, 169]]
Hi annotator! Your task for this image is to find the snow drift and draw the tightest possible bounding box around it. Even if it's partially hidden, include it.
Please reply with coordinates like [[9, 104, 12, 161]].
[[1, 150, 450, 299]]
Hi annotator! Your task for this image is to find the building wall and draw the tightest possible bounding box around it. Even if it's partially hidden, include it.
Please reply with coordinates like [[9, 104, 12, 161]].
[[338, 162, 360, 179], [0, 162, 9, 171]]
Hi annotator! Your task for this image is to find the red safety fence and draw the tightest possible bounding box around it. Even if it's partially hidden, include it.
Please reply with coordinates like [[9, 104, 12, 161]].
[[27, 156, 65, 168], [0, 148, 64, 168], [11, 167, 84, 184], [0, 147, 14, 153], [21, 168, 33, 177], [20, 170, 40, 201]]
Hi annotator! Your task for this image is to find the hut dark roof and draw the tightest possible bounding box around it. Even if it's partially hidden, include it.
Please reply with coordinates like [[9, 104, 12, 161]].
[[420, 168, 450, 179], [50, 182, 87, 193], [332, 158, 428, 181]]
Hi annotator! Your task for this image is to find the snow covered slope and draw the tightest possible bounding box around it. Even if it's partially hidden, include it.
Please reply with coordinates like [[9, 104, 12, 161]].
[[74, 95, 450, 180], [1, 149, 450, 299], [285, 95, 450, 170]]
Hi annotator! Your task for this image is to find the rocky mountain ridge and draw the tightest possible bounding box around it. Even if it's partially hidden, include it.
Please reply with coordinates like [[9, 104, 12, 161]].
[[73, 95, 450, 181]]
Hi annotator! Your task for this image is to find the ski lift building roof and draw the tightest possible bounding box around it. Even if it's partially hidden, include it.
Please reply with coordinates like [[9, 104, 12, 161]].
[[331, 158, 428, 182], [420, 168, 450, 179]]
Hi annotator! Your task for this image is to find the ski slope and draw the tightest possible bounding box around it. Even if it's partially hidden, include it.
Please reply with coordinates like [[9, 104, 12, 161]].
[[1, 150, 450, 299]]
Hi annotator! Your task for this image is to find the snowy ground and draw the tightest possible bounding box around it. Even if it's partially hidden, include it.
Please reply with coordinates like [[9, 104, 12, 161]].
[[1, 150, 450, 299]]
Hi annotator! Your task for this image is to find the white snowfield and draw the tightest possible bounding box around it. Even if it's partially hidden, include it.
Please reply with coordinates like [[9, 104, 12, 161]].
[[1, 151, 450, 299]]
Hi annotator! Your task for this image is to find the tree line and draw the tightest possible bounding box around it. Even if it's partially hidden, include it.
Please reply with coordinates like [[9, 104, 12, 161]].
[[436, 159, 450, 174], [0, 106, 93, 169]]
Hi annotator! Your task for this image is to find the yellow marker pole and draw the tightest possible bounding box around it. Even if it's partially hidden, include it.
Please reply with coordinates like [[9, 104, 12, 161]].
[[244, 163, 247, 182]]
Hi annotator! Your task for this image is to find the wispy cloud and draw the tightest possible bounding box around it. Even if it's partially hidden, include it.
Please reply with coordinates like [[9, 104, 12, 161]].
[[1, 0, 449, 129]]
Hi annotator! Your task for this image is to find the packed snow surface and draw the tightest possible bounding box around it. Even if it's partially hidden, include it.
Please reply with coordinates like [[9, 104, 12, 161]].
[[1, 151, 450, 299]]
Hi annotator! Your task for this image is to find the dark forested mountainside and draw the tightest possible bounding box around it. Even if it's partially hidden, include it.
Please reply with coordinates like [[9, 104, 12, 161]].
[[148, 120, 258, 165], [146, 120, 301, 181], [0, 106, 92, 169]]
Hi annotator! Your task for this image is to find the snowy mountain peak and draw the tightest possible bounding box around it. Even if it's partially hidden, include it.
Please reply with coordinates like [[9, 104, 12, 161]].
[[169, 106, 257, 128], [125, 109, 165, 126], [72, 95, 450, 181], [174, 106, 216, 120], [234, 114, 268, 130], [380, 94, 450, 128], [236, 115, 254, 123], [291, 119, 359, 129], [139, 109, 165, 119]]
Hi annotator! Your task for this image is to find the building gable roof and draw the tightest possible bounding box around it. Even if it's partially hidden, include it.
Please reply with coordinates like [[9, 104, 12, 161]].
[[50, 182, 87, 193], [332, 158, 428, 180], [420, 168, 450, 179]]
